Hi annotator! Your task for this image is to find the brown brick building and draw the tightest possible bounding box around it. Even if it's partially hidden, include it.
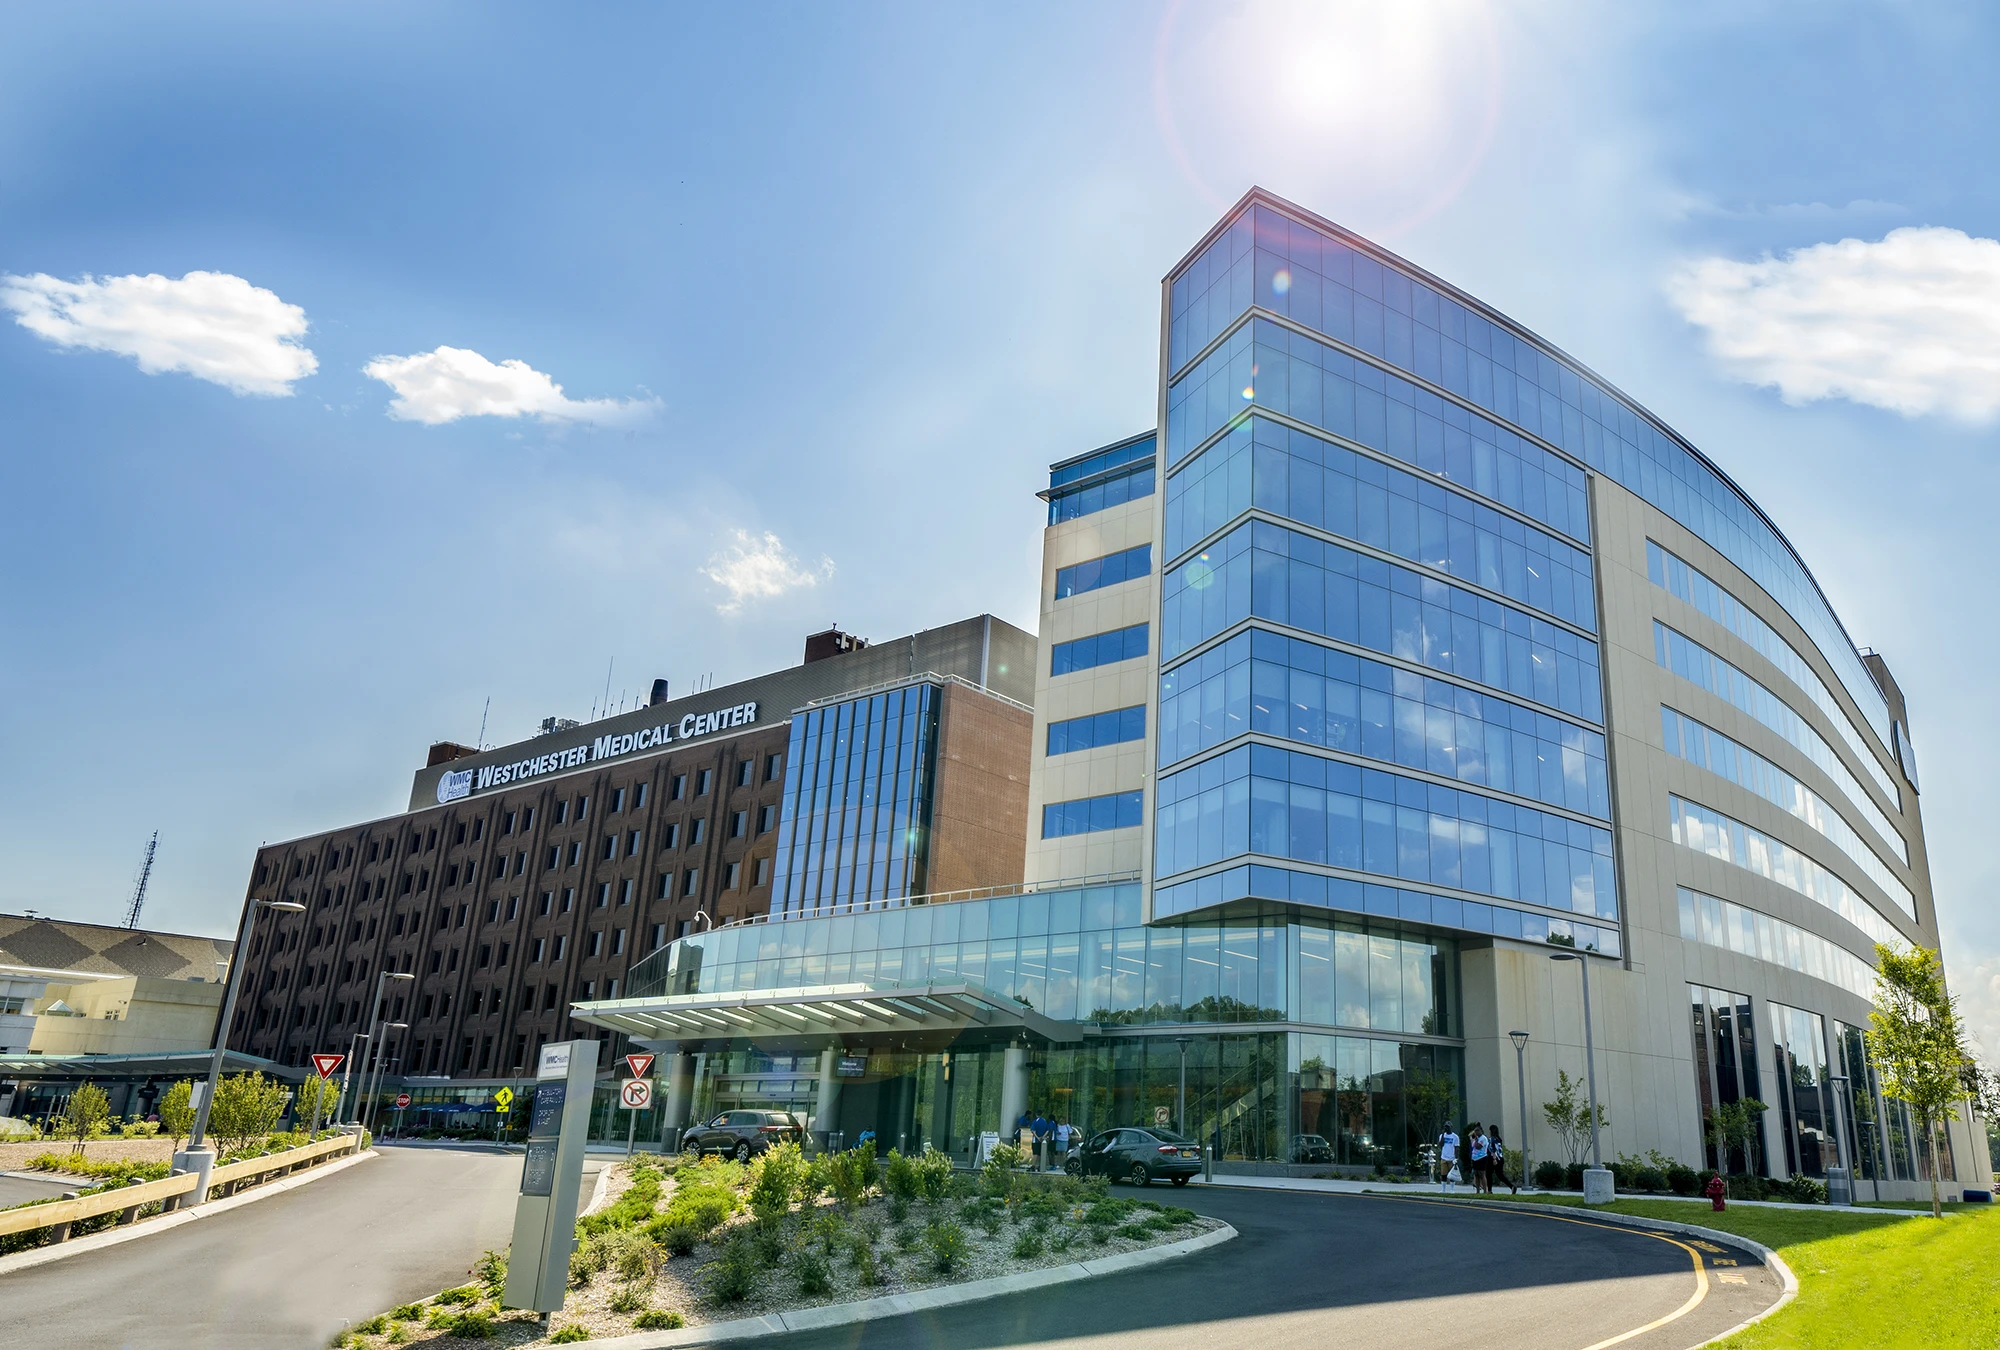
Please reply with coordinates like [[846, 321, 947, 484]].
[[226, 616, 1035, 1083]]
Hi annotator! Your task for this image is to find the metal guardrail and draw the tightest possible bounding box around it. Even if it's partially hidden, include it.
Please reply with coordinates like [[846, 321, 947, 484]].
[[0, 1132, 363, 1242]]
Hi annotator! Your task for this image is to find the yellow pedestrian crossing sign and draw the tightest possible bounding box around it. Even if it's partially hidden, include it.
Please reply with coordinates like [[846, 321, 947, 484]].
[[494, 1086, 515, 1114]]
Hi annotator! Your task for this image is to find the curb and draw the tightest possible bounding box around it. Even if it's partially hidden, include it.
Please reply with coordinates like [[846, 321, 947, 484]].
[[560, 1221, 1239, 1348], [1367, 1194, 1798, 1345], [581, 1162, 618, 1218], [0, 1148, 376, 1278]]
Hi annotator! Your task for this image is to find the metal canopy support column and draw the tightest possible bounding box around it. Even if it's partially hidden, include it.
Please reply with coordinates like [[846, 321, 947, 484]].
[[662, 1051, 695, 1149], [999, 1041, 1028, 1147], [814, 1045, 841, 1150]]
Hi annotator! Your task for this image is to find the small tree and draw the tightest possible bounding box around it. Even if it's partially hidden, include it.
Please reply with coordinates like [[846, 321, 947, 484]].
[[59, 1083, 110, 1154], [1542, 1068, 1609, 1167], [1867, 945, 1975, 1218], [158, 1080, 195, 1153], [1405, 1069, 1460, 1166], [1702, 1098, 1768, 1174], [294, 1074, 337, 1135], [209, 1072, 289, 1155]]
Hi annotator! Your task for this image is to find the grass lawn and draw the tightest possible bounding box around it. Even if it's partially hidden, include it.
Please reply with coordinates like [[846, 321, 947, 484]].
[[1463, 1193, 1999, 1348]]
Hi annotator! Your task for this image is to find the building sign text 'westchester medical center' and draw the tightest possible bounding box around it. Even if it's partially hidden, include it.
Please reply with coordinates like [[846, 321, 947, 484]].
[[437, 702, 759, 803]]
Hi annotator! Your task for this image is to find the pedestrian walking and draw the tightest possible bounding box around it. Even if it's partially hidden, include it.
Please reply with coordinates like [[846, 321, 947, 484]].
[[1488, 1124, 1516, 1194], [1053, 1117, 1074, 1170], [1468, 1123, 1490, 1193], [1436, 1123, 1461, 1193]]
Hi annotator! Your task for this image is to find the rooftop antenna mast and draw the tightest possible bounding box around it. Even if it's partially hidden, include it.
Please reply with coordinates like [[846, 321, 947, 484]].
[[477, 696, 490, 750], [124, 830, 158, 929]]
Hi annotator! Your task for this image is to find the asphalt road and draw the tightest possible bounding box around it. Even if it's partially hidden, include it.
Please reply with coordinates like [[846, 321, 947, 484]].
[[0, 1173, 73, 1208], [0, 1143, 605, 1350], [760, 1183, 1784, 1350]]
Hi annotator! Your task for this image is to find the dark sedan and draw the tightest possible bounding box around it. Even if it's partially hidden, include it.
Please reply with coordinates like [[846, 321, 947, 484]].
[[1070, 1126, 1203, 1186], [680, 1109, 804, 1161]]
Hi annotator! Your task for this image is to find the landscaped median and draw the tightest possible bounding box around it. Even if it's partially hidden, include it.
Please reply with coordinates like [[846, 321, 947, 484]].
[[0, 1129, 368, 1259], [1414, 1191, 1999, 1349], [333, 1143, 1231, 1348]]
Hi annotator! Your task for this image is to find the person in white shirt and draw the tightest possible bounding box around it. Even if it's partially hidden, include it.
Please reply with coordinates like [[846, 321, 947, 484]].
[[1437, 1125, 1461, 1192]]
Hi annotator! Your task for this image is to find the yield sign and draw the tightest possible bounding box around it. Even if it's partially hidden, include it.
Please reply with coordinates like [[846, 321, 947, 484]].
[[311, 1053, 345, 1079], [625, 1052, 656, 1080]]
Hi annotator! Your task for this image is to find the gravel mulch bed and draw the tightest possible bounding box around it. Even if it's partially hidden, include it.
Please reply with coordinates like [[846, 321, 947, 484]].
[[335, 1158, 1221, 1349]]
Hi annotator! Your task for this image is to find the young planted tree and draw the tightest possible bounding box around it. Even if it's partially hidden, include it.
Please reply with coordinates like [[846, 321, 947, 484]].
[[1865, 944, 1973, 1219], [1542, 1069, 1609, 1167], [1701, 1098, 1768, 1174], [1405, 1069, 1460, 1170], [158, 1080, 195, 1153], [208, 1072, 290, 1155], [59, 1083, 110, 1154], [294, 1074, 337, 1136]]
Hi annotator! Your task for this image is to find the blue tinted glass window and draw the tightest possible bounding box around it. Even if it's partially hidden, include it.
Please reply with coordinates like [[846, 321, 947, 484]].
[[1158, 628, 1608, 818], [1048, 434, 1156, 489], [1049, 463, 1156, 525], [1047, 706, 1146, 756], [1167, 203, 1891, 749], [1054, 544, 1153, 600], [1165, 414, 1595, 631], [1050, 624, 1149, 676], [1161, 519, 1602, 723], [1042, 790, 1145, 838]]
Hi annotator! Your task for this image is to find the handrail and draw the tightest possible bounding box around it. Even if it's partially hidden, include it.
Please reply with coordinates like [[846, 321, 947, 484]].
[[0, 1132, 362, 1241]]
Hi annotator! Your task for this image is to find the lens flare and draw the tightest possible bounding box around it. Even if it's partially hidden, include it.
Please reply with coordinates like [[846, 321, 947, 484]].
[[1272, 269, 1292, 294]]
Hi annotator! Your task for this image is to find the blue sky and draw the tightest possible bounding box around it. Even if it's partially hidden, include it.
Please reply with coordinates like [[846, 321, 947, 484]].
[[4, 3, 1998, 1048]]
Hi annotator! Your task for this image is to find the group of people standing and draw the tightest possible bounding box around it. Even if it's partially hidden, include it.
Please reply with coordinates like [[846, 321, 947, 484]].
[[1014, 1111, 1075, 1171], [1434, 1121, 1516, 1195]]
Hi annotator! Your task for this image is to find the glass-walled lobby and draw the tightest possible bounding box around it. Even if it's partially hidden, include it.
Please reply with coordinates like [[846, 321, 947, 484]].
[[606, 880, 1467, 1172]]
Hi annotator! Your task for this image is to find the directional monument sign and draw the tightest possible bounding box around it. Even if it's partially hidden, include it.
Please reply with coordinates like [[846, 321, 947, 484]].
[[311, 1053, 345, 1079], [502, 1039, 598, 1314]]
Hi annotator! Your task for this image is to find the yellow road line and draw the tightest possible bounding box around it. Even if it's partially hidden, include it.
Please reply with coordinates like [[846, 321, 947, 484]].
[[1367, 1195, 1711, 1350]]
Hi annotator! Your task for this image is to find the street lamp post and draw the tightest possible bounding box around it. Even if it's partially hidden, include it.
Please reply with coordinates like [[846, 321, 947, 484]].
[[334, 1030, 369, 1126], [1175, 1036, 1191, 1137], [363, 1023, 408, 1133], [352, 970, 415, 1126], [175, 897, 304, 1207], [1508, 1030, 1531, 1188], [1549, 952, 1610, 1202]]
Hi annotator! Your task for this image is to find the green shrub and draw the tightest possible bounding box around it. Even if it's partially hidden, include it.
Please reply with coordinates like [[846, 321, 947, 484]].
[[355, 1317, 387, 1336], [1020, 1192, 1067, 1222], [853, 1139, 879, 1194], [707, 1232, 763, 1303], [606, 1228, 662, 1282], [650, 1218, 703, 1256], [1777, 1174, 1827, 1204], [548, 1324, 589, 1343], [432, 1285, 481, 1306], [1533, 1160, 1565, 1189], [389, 1303, 423, 1321], [1157, 1207, 1196, 1226], [982, 1143, 1027, 1198], [632, 1309, 686, 1329], [852, 1233, 883, 1286], [1666, 1164, 1700, 1196], [1633, 1167, 1666, 1194], [1726, 1172, 1770, 1201], [750, 1142, 807, 1223], [1050, 1226, 1075, 1252], [808, 1209, 848, 1254], [472, 1250, 507, 1301], [789, 1238, 833, 1295], [888, 1193, 911, 1223], [894, 1223, 920, 1251], [1012, 1229, 1045, 1259], [925, 1218, 968, 1273], [1114, 1221, 1151, 1241], [883, 1149, 920, 1202], [609, 1284, 647, 1314], [915, 1147, 955, 1202], [425, 1309, 493, 1338]]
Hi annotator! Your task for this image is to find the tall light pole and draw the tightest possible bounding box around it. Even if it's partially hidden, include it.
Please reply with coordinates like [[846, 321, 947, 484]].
[[363, 1022, 408, 1133], [1549, 951, 1606, 1193], [1175, 1036, 1191, 1137], [1509, 1030, 1530, 1187], [178, 897, 304, 1204], [1828, 1072, 1855, 1206], [352, 970, 414, 1126], [334, 1030, 369, 1126]]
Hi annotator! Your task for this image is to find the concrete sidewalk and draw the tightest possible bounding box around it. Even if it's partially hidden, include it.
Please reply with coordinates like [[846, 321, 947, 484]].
[[1203, 1170, 1871, 1213]]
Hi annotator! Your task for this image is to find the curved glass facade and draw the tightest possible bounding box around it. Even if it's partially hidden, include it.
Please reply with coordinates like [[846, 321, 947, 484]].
[[1167, 203, 1893, 751]]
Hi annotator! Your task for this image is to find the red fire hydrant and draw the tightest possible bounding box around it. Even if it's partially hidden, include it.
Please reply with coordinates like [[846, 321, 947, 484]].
[[1706, 1175, 1727, 1212]]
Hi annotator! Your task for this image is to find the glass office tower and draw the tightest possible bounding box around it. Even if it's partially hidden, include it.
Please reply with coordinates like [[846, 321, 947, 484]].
[[581, 191, 1986, 1197]]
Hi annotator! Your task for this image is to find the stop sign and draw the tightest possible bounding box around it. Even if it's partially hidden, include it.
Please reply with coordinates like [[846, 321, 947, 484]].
[[394, 1092, 411, 1109]]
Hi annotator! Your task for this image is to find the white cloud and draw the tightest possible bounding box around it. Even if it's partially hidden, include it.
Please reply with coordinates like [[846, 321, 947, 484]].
[[1958, 953, 2000, 1068], [701, 530, 832, 616], [1669, 226, 2000, 422], [361, 345, 659, 427], [0, 270, 316, 396]]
